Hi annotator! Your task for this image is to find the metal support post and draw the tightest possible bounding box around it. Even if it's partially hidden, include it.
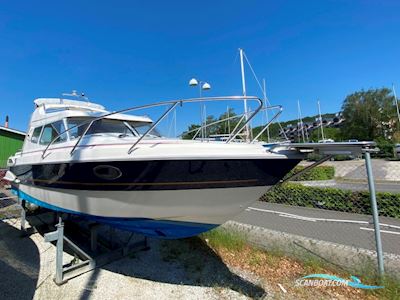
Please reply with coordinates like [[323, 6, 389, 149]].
[[364, 151, 384, 276], [20, 200, 26, 232], [55, 218, 65, 284], [43, 219, 152, 285]]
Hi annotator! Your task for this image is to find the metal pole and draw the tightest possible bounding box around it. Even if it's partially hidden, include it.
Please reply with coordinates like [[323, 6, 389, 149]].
[[199, 85, 207, 140], [298, 100, 305, 143], [239, 48, 250, 141], [204, 105, 207, 140], [263, 79, 270, 142], [227, 106, 230, 134], [364, 151, 384, 276], [55, 218, 64, 284], [128, 102, 179, 153], [20, 199, 26, 232]]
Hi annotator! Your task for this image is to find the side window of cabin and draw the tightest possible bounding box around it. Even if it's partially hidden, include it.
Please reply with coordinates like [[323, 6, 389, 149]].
[[39, 121, 67, 145], [31, 127, 42, 143], [66, 117, 90, 140], [52, 120, 68, 143]]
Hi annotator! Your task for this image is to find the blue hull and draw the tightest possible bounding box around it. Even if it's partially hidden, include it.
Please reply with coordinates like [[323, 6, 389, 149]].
[[12, 188, 218, 239]]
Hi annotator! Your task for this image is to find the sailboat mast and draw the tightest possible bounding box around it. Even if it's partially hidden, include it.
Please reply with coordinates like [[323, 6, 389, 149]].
[[227, 106, 231, 134], [317, 100, 325, 141], [297, 100, 305, 143], [263, 78, 270, 142], [239, 48, 250, 141]]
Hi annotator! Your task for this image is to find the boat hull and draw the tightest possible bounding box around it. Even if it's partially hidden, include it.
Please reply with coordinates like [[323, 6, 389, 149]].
[[13, 184, 269, 238], [10, 158, 301, 238]]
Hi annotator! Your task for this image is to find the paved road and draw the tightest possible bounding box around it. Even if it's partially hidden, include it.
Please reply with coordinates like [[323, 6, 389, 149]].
[[233, 201, 400, 255], [299, 180, 400, 193]]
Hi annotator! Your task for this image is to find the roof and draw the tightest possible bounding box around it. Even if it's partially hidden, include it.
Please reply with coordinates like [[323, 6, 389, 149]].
[[34, 98, 105, 111], [0, 126, 26, 136], [30, 99, 153, 127]]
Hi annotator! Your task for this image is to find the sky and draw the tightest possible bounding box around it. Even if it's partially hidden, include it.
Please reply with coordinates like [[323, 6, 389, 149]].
[[1, 1, 400, 133]]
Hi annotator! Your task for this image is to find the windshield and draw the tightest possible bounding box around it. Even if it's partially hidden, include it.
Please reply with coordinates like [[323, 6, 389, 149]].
[[128, 121, 161, 138], [66, 117, 161, 139]]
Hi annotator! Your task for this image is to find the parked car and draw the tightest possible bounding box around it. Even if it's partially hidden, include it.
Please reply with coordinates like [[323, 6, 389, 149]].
[[396, 144, 400, 159]]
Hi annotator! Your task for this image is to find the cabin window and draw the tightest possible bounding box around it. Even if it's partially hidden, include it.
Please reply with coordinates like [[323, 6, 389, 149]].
[[31, 127, 42, 143], [39, 121, 67, 145], [87, 119, 134, 136], [66, 117, 135, 138], [129, 122, 161, 138], [66, 117, 91, 140]]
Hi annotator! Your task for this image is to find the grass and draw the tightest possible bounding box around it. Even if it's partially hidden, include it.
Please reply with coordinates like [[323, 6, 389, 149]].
[[200, 228, 245, 252], [200, 227, 400, 300]]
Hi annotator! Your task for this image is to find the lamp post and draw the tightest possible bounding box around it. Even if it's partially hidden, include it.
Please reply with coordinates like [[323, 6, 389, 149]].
[[189, 78, 211, 140], [189, 78, 211, 97]]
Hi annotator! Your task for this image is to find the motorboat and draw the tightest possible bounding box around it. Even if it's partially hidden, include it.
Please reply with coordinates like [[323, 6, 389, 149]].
[[6, 94, 304, 238]]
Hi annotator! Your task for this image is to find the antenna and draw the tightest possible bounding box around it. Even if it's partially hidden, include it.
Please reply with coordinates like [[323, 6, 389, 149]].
[[62, 90, 89, 102]]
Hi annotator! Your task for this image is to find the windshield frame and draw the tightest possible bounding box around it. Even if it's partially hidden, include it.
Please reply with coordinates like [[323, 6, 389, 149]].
[[65, 117, 161, 139]]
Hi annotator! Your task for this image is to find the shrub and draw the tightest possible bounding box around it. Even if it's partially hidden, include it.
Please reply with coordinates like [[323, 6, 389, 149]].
[[306, 153, 323, 161], [261, 183, 400, 219], [374, 137, 395, 158], [284, 166, 335, 181], [332, 154, 354, 161]]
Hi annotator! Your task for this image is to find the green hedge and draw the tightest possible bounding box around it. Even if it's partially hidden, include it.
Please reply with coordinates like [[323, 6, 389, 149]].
[[261, 183, 400, 219], [284, 166, 335, 181]]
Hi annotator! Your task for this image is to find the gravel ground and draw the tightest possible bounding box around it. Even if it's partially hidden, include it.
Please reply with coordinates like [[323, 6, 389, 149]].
[[0, 216, 272, 300]]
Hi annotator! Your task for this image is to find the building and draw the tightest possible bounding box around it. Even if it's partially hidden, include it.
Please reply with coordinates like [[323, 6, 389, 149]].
[[0, 125, 26, 169]]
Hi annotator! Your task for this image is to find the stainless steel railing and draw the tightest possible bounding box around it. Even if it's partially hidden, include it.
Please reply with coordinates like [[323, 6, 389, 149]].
[[179, 105, 283, 143], [42, 95, 265, 159]]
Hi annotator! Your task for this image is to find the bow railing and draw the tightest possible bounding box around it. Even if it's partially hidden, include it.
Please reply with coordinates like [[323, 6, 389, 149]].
[[42, 95, 265, 158]]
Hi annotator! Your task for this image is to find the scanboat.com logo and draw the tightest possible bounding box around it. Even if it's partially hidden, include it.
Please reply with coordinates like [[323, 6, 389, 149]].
[[295, 274, 384, 289]]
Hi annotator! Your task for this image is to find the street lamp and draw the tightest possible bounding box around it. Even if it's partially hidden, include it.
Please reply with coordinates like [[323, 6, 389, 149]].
[[189, 78, 211, 140], [188, 78, 211, 97]]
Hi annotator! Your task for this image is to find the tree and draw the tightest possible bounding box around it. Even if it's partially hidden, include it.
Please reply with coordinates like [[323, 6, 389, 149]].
[[217, 108, 238, 134], [341, 88, 398, 141], [181, 124, 201, 140], [309, 127, 342, 142], [182, 108, 242, 139]]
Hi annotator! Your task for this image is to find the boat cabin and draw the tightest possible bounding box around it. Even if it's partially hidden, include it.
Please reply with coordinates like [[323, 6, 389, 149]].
[[23, 98, 159, 153]]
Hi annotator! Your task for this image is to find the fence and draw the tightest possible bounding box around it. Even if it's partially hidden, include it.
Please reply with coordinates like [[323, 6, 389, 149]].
[[257, 153, 400, 277]]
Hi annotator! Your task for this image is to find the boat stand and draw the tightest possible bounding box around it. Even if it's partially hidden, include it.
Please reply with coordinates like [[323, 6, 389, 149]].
[[17, 198, 149, 285], [19, 199, 38, 236], [41, 217, 149, 285]]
